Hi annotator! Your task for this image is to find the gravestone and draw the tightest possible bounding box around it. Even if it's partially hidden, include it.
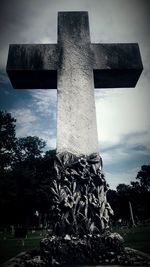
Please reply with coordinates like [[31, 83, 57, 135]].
[[6, 11, 144, 266]]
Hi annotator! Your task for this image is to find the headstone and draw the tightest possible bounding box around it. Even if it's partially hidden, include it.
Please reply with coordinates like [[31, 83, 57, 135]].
[[6, 11, 143, 266]]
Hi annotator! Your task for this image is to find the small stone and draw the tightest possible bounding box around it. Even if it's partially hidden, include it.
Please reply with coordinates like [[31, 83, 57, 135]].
[[52, 257, 60, 265], [110, 258, 116, 264], [64, 234, 71, 240]]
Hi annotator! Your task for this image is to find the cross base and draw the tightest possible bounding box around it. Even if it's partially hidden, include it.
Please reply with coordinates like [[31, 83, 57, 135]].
[[40, 151, 126, 265]]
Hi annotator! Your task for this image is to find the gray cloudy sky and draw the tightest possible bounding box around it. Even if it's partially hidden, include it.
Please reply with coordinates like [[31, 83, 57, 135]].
[[0, 0, 150, 188]]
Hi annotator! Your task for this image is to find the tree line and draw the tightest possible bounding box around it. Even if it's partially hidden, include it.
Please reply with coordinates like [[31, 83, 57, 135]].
[[0, 111, 150, 228], [0, 111, 55, 228], [107, 165, 150, 226]]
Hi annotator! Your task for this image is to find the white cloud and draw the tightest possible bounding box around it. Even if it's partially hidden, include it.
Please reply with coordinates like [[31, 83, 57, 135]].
[[10, 107, 56, 149], [95, 84, 150, 150], [101, 147, 129, 166], [29, 89, 57, 117], [95, 77, 150, 173], [10, 108, 38, 136], [11, 108, 37, 125]]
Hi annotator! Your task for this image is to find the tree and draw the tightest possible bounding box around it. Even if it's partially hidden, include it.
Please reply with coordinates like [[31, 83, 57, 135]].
[[116, 183, 131, 194], [116, 184, 132, 222], [107, 189, 119, 223], [0, 111, 16, 171], [14, 136, 46, 162], [108, 166, 150, 225], [0, 111, 17, 226], [136, 165, 150, 192], [11, 136, 47, 226], [0, 112, 53, 227]]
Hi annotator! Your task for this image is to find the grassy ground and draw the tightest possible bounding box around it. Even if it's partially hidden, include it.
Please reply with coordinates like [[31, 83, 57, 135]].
[[0, 226, 150, 265], [0, 231, 43, 265], [115, 225, 150, 254]]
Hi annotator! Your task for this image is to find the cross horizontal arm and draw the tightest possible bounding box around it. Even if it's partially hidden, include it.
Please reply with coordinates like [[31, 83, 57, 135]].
[[6, 44, 59, 89], [91, 43, 143, 88]]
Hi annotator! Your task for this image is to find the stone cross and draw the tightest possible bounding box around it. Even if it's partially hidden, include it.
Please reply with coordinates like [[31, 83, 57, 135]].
[[7, 12, 143, 156]]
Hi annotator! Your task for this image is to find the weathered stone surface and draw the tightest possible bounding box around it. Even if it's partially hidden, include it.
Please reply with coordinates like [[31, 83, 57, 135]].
[[6, 11, 143, 155], [92, 43, 143, 88], [7, 44, 58, 89], [57, 12, 98, 155]]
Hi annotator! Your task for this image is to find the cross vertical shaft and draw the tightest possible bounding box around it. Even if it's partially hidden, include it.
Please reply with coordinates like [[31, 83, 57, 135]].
[[57, 12, 98, 155]]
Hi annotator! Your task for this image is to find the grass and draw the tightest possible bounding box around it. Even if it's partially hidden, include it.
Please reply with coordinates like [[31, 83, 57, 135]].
[[0, 231, 43, 265], [0, 226, 150, 265], [115, 225, 150, 254]]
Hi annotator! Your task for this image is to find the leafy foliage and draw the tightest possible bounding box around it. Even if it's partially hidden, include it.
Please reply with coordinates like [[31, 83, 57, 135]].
[[14, 136, 46, 162], [50, 152, 113, 236]]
